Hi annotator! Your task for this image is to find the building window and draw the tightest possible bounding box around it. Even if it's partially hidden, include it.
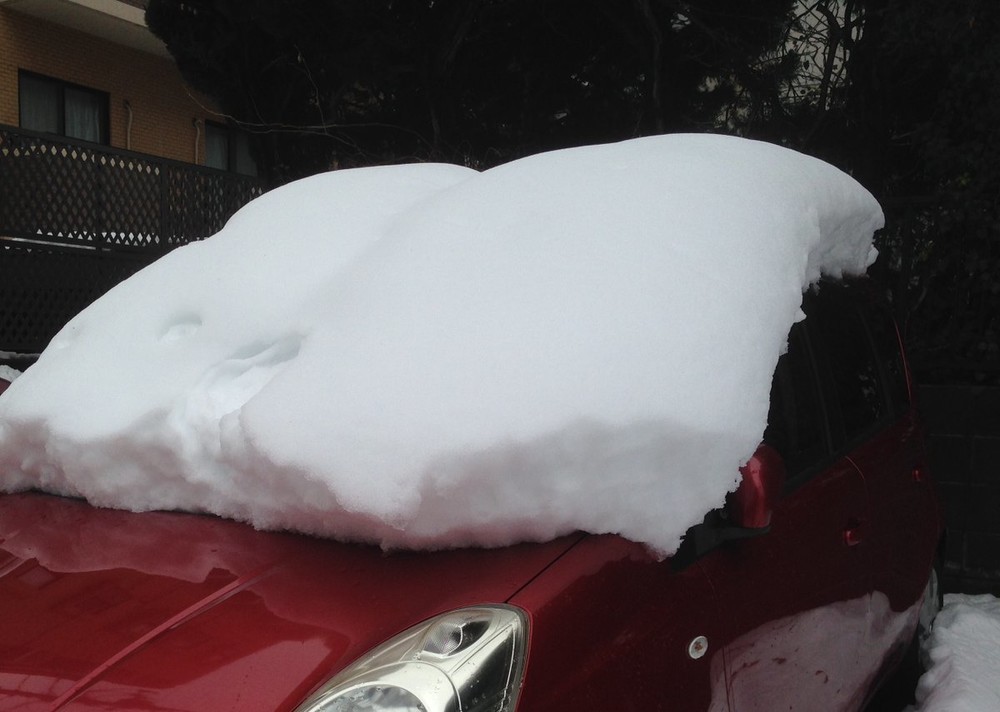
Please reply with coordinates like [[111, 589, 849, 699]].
[[205, 122, 258, 176], [18, 71, 109, 144]]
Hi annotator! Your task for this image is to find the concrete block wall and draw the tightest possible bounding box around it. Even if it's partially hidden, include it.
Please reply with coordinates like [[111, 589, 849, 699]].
[[918, 385, 1000, 595]]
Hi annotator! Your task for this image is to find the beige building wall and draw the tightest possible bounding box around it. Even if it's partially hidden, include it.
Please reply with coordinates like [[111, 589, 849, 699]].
[[0, 6, 220, 164]]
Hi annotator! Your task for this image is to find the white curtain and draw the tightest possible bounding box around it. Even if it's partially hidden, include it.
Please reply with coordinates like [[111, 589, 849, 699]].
[[65, 87, 103, 143], [205, 124, 229, 170], [20, 74, 106, 143], [234, 132, 258, 176]]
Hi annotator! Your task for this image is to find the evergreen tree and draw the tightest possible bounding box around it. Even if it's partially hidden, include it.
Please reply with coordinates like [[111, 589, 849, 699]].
[[146, 0, 795, 181], [752, 0, 1000, 382]]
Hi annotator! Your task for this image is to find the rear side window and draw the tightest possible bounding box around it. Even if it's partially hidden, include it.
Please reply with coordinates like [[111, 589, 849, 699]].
[[766, 324, 827, 477], [808, 289, 886, 444], [866, 306, 910, 417]]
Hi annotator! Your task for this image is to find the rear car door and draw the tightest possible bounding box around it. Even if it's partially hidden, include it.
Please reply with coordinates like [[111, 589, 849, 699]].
[[808, 288, 941, 679], [702, 317, 875, 711]]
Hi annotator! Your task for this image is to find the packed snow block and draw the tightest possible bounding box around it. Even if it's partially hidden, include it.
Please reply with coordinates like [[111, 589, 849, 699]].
[[916, 593, 1000, 709], [0, 135, 883, 555]]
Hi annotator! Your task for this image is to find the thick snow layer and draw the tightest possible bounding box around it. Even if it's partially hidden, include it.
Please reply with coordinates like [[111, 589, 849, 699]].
[[0, 134, 882, 554], [915, 594, 1000, 712]]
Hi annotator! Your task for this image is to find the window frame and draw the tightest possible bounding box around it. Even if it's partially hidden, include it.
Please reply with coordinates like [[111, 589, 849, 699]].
[[18, 70, 110, 145], [766, 321, 833, 486], [204, 120, 258, 176], [780, 283, 913, 493]]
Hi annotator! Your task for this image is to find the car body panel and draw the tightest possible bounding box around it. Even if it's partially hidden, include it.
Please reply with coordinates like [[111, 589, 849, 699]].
[[0, 491, 581, 711], [510, 534, 728, 711], [0, 279, 945, 712], [697, 455, 873, 712], [851, 412, 940, 612], [848, 410, 942, 692]]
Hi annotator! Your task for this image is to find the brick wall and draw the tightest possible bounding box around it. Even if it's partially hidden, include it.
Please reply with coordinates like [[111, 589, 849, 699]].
[[0, 6, 219, 165], [919, 385, 1000, 595]]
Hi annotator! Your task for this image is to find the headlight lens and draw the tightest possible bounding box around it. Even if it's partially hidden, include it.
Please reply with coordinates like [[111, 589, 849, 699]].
[[294, 605, 528, 712]]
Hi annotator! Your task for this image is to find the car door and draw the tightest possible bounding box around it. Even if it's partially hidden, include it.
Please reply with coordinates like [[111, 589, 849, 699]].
[[700, 315, 876, 712], [811, 291, 941, 674]]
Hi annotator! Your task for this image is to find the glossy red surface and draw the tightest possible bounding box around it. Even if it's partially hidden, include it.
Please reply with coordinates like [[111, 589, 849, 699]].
[[0, 383, 941, 711], [507, 411, 941, 712], [511, 535, 727, 710], [733, 443, 785, 529], [0, 492, 581, 711], [0, 442, 941, 712], [505, 456, 877, 710]]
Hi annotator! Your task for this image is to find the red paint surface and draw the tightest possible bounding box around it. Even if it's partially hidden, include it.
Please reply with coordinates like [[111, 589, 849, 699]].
[[0, 492, 579, 711], [0, 412, 941, 711], [733, 443, 785, 529]]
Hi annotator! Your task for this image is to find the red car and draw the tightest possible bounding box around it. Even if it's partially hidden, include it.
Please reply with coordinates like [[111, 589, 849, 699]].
[[0, 281, 942, 711]]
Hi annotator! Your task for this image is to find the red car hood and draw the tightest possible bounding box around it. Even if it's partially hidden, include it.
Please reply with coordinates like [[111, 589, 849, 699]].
[[0, 491, 581, 711]]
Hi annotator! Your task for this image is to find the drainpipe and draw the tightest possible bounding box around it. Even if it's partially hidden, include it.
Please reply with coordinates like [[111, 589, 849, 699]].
[[193, 118, 202, 164], [124, 100, 133, 150]]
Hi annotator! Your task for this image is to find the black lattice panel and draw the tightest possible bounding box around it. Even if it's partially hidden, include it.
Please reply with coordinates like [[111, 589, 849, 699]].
[[0, 125, 265, 251], [0, 124, 266, 357], [0, 134, 101, 245], [0, 241, 146, 353], [96, 154, 162, 247], [164, 167, 264, 244]]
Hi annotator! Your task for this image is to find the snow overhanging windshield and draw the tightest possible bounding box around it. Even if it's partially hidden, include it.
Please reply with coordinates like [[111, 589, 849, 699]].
[[0, 134, 883, 555]]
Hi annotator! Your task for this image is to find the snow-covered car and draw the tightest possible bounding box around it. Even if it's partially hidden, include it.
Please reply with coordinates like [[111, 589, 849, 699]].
[[0, 135, 942, 710]]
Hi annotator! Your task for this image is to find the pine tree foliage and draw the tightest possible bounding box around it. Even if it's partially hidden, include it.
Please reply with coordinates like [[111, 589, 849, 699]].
[[147, 0, 1000, 382], [146, 0, 795, 179]]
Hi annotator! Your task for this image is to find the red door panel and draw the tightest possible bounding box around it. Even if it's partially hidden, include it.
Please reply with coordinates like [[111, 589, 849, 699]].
[[511, 535, 728, 711], [701, 458, 873, 712]]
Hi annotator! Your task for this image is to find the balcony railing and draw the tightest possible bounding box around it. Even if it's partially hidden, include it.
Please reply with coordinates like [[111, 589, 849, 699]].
[[0, 124, 267, 357]]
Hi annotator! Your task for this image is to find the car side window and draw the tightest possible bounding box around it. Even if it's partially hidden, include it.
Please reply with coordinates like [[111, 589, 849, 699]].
[[808, 288, 886, 445], [765, 323, 827, 478], [865, 305, 910, 417]]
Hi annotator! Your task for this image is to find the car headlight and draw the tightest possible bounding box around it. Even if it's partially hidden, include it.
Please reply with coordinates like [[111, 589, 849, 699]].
[[294, 605, 528, 712]]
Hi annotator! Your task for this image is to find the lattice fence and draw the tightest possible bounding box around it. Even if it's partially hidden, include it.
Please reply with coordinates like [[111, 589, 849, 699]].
[[0, 241, 146, 354], [0, 124, 266, 356]]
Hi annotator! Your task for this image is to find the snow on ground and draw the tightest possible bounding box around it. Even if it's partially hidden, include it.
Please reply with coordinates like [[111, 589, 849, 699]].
[[0, 134, 882, 554], [913, 593, 1000, 712]]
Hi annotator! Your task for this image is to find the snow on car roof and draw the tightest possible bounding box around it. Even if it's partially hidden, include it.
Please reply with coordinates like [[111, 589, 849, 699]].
[[0, 134, 882, 555]]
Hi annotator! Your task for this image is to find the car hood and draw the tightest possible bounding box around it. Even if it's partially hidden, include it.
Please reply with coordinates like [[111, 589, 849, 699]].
[[0, 491, 581, 711]]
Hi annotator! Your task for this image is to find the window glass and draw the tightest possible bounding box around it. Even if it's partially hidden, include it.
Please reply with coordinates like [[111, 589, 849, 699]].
[[19, 74, 60, 134], [234, 131, 258, 176], [65, 86, 104, 143], [866, 306, 910, 416], [205, 123, 229, 171], [19, 72, 107, 144], [206, 123, 258, 175], [810, 290, 885, 442], [766, 324, 827, 477]]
